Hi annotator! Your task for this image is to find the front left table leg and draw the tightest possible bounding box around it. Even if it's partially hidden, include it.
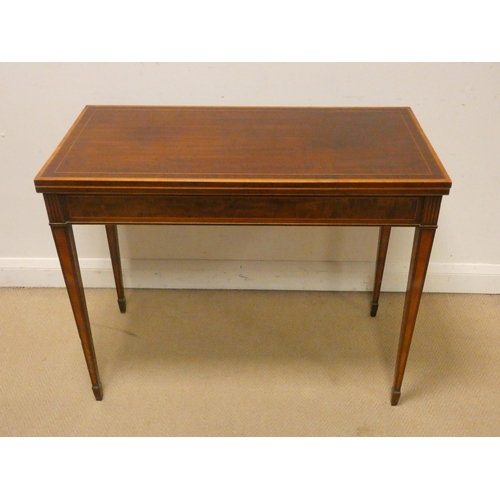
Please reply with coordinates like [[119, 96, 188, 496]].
[[51, 223, 103, 401]]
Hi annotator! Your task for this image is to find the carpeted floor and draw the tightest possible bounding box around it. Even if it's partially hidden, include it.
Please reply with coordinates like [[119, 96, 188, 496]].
[[1, 287, 499, 436]]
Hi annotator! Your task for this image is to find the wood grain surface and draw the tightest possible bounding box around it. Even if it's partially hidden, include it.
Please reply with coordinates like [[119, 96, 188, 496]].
[[35, 106, 451, 195]]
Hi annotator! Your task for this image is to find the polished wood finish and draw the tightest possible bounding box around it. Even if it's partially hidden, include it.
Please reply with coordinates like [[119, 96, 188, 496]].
[[65, 194, 422, 225], [34, 106, 451, 195], [371, 227, 392, 317], [35, 106, 451, 404]]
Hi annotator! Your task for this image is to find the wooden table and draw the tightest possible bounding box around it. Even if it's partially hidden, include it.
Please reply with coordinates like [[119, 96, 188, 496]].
[[34, 106, 451, 405]]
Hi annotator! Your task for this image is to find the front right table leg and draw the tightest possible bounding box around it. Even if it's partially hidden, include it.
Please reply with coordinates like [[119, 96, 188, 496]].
[[391, 226, 436, 406]]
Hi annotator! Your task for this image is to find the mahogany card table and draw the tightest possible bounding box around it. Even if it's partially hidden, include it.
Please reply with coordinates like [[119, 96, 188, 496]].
[[34, 106, 451, 405]]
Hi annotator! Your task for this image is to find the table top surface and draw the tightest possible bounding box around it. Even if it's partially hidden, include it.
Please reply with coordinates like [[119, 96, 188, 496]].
[[35, 106, 451, 195]]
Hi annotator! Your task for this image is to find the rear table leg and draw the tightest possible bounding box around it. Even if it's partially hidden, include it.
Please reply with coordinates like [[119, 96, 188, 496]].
[[106, 224, 127, 313], [371, 226, 391, 317]]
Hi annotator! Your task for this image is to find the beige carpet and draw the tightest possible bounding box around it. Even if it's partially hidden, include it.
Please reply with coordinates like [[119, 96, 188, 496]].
[[1, 287, 499, 436]]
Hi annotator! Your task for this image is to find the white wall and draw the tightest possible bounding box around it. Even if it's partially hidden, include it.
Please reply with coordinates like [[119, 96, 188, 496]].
[[1, 62, 499, 292]]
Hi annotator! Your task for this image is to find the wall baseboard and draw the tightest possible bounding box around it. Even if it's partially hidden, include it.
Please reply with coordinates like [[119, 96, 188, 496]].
[[1, 258, 499, 293]]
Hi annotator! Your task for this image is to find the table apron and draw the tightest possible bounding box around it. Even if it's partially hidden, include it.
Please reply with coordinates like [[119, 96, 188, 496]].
[[42, 193, 435, 226]]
